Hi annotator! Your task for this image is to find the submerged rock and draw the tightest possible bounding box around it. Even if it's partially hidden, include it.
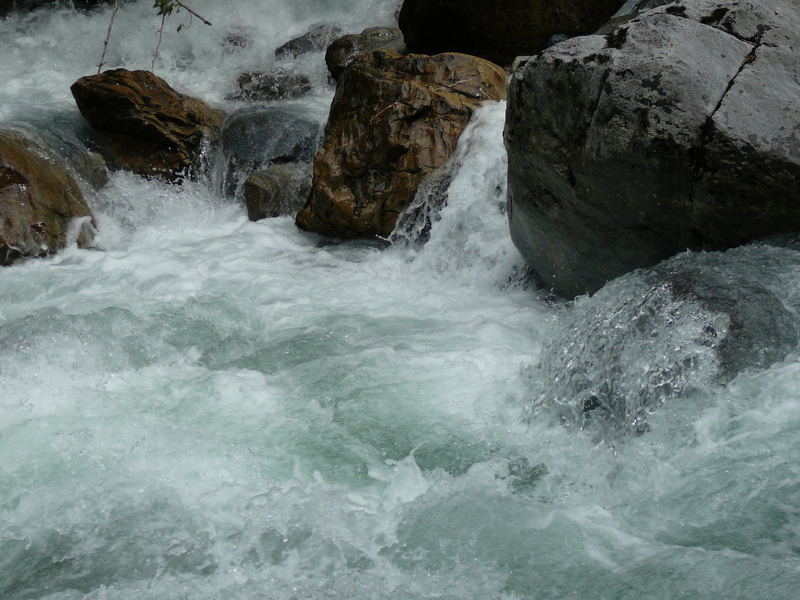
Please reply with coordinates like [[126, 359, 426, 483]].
[[505, 0, 800, 298], [275, 23, 342, 59], [230, 69, 312, 103], [325, 27, 405, 81], [296, 50, 506, 239], [219, 106, 319, 197], [533, 248, 800, 437], [0, 131, 94, 265], [71, 69, 224, 182], [398, 0, 622, 65], [244, 162, 312, 221]]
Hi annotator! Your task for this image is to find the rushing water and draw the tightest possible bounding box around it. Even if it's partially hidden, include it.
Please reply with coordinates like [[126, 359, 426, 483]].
[[4, 1, 800, 599]]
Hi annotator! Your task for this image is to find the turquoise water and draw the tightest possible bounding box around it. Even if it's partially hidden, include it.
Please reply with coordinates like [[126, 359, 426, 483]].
[[4, 2, 800, 598]]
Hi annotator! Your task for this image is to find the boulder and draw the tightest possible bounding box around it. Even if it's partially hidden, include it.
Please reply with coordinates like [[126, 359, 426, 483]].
[[9, 119, 109, 190], [325, 27, 405, 81], [296, 50, 506, 238], [219, 106, 319, 197], [230, 69, 312, 103], [534, 248, 800, 437], [275, 23, 342, 59], [70, 69, 225, 182], [0, 131, 94, 266], [244, 162, 312, 221], [505, 0, 800, 298], [398, 0, 622, 66]]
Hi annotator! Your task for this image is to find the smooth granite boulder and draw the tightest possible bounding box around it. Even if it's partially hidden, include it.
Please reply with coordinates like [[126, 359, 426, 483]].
[[505, 0, 800, 297]]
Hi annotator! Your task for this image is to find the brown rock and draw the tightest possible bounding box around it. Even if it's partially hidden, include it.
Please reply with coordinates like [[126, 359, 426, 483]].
[[0, 131, 94, 266], [70, 69, 225, 182], [398, 0, 623, 65], [296, 50, 506, 238]]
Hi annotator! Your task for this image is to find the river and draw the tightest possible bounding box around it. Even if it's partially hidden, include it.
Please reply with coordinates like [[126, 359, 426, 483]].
[[3, 1, 800, 598]]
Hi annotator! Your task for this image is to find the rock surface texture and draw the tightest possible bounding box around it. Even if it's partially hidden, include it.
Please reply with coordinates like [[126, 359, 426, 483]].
[[398, 0, 622, 65], [505, 0, 800, 298], [0, 131, 94, 265], [71, 69, 224, 182], [296, 50, 506, 238]]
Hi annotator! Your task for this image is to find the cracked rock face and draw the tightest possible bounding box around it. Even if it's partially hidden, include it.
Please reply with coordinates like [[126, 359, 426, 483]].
[[505, 0, 800, 297], [296, 50, 506, 239]]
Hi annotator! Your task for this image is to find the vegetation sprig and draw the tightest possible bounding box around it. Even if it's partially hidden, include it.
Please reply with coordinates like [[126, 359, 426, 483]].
[[97, 0, 213, 75]]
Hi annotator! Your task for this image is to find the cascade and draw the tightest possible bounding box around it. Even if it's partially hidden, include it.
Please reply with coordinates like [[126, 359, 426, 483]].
[[2, 2, 800, 598]]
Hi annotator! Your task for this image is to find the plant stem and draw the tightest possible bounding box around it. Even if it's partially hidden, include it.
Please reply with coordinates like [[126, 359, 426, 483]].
[[97, 1, 120, 74], [174, 1, 212, 26], [152, 10, 168, 72]]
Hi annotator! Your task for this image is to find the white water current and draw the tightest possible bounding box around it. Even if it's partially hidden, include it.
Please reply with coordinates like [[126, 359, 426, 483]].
[[3, 2, 800, 599]]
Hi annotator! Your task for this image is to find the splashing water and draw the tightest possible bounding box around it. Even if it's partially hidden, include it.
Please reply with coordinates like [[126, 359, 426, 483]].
[[4, 2, 800, 599]]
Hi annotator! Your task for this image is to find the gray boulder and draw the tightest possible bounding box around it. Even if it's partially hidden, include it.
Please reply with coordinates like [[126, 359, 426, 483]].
[[244, 162, 312, 221], [505, 0, 800, 298], [325, 27, 405, 81], [219, 106, 320, 197]]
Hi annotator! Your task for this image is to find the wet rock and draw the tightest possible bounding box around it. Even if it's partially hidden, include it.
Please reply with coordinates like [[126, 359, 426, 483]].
[[221, 29, 252, 54], [0, 131, 94, 266], [505, 0, 800, 298], [244, 162, 312, 221], [71, 69, 225, 182], [296, 50, 506, 239], [398, 0, 622, 66], [533, 249, 800, 437], [10, 120, 109, 190], [325, 27, 405, 81], [220, 106, 319, 197], [275, 23, 342, 59], [230, 69, 312, 102]]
